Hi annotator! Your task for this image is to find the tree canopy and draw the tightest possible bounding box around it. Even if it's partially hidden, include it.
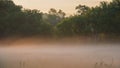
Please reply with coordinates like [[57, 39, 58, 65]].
[[0, 0, 120, 39]]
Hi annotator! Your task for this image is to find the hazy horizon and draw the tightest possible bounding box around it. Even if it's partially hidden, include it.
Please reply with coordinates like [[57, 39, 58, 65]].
[[13, 0, 112, 15]]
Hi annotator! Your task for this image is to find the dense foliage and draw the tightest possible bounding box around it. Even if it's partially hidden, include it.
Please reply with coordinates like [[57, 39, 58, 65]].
[[57, 0, 120, 37], [0, 0, 120, 38], [0, 0, 53, 37]]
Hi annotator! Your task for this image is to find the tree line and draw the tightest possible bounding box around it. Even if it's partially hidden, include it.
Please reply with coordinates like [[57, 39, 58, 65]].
[[0, 0, 120, 39]]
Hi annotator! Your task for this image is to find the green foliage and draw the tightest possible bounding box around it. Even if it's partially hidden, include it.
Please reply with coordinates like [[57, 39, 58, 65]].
[[0, 0, 120, 38], [43, 8, 65, 26], [75, 5, 90, 15], [0, 0, 53, 37], [57, 0, 120, 37]]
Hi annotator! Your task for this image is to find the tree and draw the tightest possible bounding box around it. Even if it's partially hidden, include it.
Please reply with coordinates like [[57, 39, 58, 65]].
[[0, 0, 54, 37], [49, 8, 57, 15], [58, 9, 66, 18], [75, 4, 90, 15], [43, 8, 66, 26]]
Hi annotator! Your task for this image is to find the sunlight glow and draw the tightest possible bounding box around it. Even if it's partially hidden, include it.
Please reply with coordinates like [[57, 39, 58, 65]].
[[13, 0, 111, 15]]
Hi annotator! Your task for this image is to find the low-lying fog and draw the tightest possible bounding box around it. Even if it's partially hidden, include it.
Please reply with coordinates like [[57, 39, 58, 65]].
[[0, 45, 120, 68], [0, 38, 120, 68]]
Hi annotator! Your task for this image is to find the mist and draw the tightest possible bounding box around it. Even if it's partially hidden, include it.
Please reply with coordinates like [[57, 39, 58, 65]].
[[0, 43, 120, 68], [0, 0, 120, 68]]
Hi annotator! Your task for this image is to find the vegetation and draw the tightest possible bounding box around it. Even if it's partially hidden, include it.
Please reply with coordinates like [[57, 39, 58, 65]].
[[0, 0, 120, 40], [0, 0, 53, 37]]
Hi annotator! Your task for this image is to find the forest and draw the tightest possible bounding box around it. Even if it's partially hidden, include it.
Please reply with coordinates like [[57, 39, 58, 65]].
[[0, 0, 120, 40]]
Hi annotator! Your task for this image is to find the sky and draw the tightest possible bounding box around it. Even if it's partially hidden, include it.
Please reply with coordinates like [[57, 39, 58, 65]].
[[13, 0, 111, 15]]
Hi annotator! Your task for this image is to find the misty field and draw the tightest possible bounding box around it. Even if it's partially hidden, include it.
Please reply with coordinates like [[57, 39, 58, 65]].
[[0, 44, 120, 68], [0, 0, 120, 68]]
